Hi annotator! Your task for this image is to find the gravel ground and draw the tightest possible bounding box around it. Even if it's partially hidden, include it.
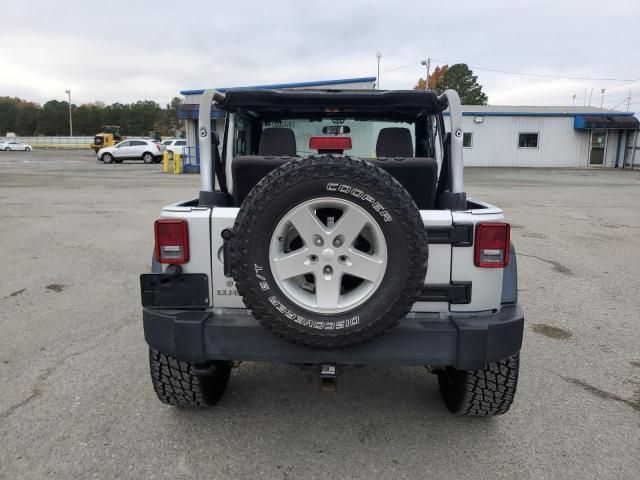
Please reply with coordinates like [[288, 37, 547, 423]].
[[1, 149, 639, 479]]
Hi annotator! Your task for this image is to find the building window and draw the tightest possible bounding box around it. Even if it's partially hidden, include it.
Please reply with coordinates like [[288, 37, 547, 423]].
[[463, 132, 473, 148], [518, 132, 539, 148]]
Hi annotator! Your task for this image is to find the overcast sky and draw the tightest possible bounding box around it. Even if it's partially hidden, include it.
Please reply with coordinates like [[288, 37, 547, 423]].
[[1, 0, 639, 110]]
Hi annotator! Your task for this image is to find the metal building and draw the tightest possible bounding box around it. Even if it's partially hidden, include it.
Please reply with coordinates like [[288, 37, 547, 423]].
[[178, 79, 639, 169], [455, 106, 638, 168]]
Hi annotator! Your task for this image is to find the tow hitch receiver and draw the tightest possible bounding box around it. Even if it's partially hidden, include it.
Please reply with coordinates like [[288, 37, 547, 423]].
[[320, 364, 337, 392]]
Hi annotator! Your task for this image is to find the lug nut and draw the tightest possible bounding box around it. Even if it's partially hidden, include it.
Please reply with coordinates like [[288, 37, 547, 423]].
[[313, 235, 324, 247], [323, 265, 333, 275], [333, 238, 342, 247]]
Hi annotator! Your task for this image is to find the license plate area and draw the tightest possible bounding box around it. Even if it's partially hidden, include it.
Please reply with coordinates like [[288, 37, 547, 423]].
[[140, 273, 209, 308]]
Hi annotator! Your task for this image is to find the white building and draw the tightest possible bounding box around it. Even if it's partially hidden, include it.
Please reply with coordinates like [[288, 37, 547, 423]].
[[454, 105, 638, 168], [178, 78, 639, 169]]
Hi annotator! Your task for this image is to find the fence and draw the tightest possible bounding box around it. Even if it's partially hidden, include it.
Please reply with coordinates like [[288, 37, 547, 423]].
[[0, 136, 93, 149]]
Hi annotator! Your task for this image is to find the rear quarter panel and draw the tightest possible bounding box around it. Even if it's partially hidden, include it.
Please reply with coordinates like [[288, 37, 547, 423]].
[[450, 199, 505, 312]]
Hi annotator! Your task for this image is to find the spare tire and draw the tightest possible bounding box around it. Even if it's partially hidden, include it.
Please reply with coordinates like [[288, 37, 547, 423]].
[[232, 155, 428, 349]]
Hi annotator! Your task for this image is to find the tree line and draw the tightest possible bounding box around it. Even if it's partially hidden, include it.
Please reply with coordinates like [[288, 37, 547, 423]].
[[0, 96, 183, 137], [414, 63, 488, 105]]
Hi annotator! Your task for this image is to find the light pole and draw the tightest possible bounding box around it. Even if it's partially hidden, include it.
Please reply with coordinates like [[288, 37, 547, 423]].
[[421, 58, 431, 89], [65, 89, 73, 136], [600, 88, 605, 108], [376, 52, 382, 90]]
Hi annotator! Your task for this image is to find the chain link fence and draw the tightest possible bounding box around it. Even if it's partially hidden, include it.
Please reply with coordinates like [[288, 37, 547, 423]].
[[0, 136, 93, 149]]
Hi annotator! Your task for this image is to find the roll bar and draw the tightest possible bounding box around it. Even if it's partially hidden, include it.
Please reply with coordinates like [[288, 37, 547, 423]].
[[198, 88, 466, 209], [438, 90, 463, 194], [198, 89, 225, 196]]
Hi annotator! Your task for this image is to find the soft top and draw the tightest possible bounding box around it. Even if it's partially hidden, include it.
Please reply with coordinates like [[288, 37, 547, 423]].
[[215, 89, 448, 120]]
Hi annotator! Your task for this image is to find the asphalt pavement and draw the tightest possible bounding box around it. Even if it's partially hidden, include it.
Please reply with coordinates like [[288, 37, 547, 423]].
[[1, 149, 639, 479]]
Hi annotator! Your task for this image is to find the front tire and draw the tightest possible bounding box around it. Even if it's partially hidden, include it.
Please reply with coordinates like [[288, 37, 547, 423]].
[[437, 353, 520, 416], [102, 152, 113, 163], [142, 152, 154, 164], [25, 147, 31, 152], [149, 349, 232, 407]]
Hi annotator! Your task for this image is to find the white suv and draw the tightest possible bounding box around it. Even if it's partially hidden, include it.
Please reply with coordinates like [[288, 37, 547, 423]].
[[97, 139, 165, 164], [162, 139, 188, 159]]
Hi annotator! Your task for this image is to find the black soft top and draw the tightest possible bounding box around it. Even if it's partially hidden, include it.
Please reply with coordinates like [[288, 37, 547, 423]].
[[215, 89, 447, 121]]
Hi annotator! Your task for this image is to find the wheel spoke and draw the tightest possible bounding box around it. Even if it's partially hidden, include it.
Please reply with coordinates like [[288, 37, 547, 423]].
[[345, 248, 385, 282], [288, 206, 328, 245], [331, 206, 369, 246], [272, 248, 312, 280], [314, 274, 342, 309]]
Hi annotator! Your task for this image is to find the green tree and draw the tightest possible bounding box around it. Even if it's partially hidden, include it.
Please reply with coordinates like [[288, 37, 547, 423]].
[[74, 103, 105, 135], [0, 97, 20, 134], [15, 102, 40, 135], [38, 100, 71, 135], [434, 64, 488, 105], [165, 96, 183, 136]]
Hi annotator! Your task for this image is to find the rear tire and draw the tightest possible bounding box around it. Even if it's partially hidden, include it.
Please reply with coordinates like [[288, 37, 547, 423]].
[[25, 147, 31, 152], [142, 152, 154, 164], [437, 353, 520, 416], [102, 153, 113, 163], [149, 349, 232, 407]]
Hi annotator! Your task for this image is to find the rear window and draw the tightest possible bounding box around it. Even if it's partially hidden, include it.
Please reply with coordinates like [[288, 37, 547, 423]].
[[175, 140, 186, 146], [163, 140, 172, 145]]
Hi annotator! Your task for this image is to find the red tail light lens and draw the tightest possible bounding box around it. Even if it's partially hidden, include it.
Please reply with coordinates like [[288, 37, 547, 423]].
[[309, 136, 352, 151], [474, 223, 510, 268], [154, 219, 189, 264]]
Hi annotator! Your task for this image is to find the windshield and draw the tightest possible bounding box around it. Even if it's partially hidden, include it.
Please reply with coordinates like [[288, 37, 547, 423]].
[[263, 119, 417, 158]]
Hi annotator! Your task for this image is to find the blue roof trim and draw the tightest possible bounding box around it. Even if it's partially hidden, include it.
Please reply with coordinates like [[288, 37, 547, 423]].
[[178, 110, 224, 120], [444, 111, 636, 117], [180, 77, 377, 96]]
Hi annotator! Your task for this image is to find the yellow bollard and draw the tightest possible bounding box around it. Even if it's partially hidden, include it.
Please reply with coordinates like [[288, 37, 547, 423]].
[[173, 153, 182, 174], [162, 151, 170, 173]]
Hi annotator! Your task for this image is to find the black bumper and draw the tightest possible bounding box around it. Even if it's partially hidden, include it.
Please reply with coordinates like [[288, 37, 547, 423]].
[[143, 304, 523, 370]]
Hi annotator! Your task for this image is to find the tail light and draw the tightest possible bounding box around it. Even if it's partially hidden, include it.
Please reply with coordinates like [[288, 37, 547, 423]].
[[309, 136, 352, 151], [474, 223, 510, 268], [154, 219, 189, 264]]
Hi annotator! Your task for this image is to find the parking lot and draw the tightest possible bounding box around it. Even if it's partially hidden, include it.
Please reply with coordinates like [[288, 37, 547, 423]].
[[1, 149, 639, 479]]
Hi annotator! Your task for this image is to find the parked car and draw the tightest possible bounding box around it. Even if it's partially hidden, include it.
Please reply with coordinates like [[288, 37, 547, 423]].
[[1, 141, 32, 151], [141, 88, 524, 416], [97, 139, 165, 164], [162, 139, 188, 159]]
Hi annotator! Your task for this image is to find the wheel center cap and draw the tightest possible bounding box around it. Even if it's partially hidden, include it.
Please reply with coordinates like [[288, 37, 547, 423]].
[[321, 248, 335, 261]]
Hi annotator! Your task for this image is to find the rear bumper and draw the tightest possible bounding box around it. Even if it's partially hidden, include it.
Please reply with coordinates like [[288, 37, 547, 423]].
[[143, 303, 523, 370]]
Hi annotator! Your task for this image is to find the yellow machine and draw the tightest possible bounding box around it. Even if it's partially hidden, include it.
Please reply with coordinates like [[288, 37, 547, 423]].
[[90, 126, 123, 152]]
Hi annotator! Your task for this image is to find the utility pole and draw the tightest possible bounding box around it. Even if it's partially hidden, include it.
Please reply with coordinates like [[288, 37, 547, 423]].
[[376, 52, 382, 90], [65, 89, 73, 136], [627, 90, 632, 112], [600, 88, 605, 108], [572, 94, 576, 106], [421, 58, 431, 89]]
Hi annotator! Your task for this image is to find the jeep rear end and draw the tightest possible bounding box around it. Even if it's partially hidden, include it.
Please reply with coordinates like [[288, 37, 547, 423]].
[[141, 88, 523, 415]]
